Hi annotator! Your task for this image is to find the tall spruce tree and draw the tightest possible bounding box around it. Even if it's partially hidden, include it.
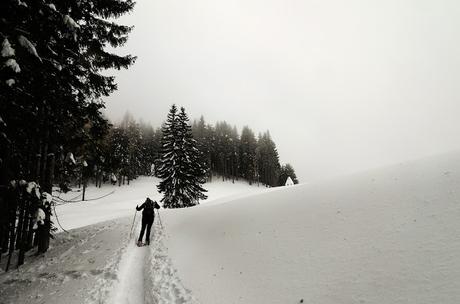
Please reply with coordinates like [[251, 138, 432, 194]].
[[157, 105, 207, 208], [256, 131, 281, 187], [156, 105, 179, 206], [177, 107, 208, 202]]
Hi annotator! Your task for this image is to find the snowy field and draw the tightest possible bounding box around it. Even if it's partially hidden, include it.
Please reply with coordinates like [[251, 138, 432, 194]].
[[53, 176, 267, 231], [163, 152, 460, 304], [1, 152, 460, 303]]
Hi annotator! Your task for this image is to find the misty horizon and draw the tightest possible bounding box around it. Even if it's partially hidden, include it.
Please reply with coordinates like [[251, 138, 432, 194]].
[[104, 0, 460, 182]]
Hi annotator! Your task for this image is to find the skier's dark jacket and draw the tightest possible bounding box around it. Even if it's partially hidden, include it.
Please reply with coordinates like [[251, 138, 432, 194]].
[[136, 198, 160, 221]]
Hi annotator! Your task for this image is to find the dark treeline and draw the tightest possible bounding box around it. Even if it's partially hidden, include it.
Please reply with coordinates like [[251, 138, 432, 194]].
[[191, 116, 299, 187], [98, 112, 162, 186], [88, 113, 299, 189], [95, 113, 299, 189]]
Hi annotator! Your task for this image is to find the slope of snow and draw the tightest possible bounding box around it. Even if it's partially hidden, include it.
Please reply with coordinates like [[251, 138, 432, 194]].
[[162, 152, 460, 304], [3, 152, 460, 304]]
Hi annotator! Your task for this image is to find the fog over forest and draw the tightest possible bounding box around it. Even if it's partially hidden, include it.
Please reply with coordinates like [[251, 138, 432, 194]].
[[106, 0, 460, 182]]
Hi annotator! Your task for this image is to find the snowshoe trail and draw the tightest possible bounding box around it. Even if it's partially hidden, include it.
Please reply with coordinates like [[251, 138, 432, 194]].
[[0, 213, 197, 304], [100, 217, 197, 304], [109, 239, 149, 303]]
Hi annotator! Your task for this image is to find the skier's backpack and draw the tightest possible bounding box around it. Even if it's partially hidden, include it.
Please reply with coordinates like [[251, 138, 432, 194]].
[[144, 199, 154, 217]]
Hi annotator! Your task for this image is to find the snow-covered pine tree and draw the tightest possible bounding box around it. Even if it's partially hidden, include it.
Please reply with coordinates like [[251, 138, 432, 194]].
[[157, 105, 180, 207], [157, 105, 208, 208], [177, 107, 208, 203]]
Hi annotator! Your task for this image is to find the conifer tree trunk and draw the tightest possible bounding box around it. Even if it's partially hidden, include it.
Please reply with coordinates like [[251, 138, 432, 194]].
[[0, 187, 9, 255], [35, 144, 42, 183], [82, 180, 86, 201], [17, 197, 29, 267], [232, 167, 235, 183], [26, 204, 35, 250], [40, 141, 49, 187], [45, 150, 56, 194], [5, 224, 16, 272], [34, 105, 44, 184], [43, 208, 51, 252], [24, 140, 33, 180], [15, 198, 25, 250], [5, 187, 18, 272]]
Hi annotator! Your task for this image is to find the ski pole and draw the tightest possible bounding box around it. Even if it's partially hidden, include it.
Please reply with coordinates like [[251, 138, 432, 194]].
[[129, 210, 137, 238], [156, 209, 163, 229]]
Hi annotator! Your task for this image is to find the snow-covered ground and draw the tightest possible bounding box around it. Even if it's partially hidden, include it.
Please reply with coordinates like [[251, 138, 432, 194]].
[[0, 176, 267, 304], [163, 152, 460, 304], [53, 176, 266, 231], [2, 152, 460, 303], [0, 215, 195, 304], [0, 218, 132, 304]]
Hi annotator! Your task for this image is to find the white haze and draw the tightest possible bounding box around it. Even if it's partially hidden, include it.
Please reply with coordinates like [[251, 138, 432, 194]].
[[104, 0, 460, 182]]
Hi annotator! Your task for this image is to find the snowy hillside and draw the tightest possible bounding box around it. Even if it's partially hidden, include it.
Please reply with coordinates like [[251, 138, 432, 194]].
[[162, 152, 460, 304], [1, 152, 459, 304]]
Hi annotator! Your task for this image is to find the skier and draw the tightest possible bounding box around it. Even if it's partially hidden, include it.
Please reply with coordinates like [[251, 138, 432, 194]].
[[136, 197, 160, 246]]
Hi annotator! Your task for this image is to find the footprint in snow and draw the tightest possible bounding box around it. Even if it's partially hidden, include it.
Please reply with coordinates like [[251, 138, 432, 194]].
[[103, 271, 118, 280], [64, 270, 84, 279], [90, 269, 104, 276]]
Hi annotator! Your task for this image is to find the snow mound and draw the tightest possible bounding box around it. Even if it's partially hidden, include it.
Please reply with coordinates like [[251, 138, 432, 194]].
[[163, 151, 460, 304]]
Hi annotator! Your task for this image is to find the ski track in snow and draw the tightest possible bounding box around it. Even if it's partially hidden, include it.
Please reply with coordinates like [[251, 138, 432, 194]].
[[0, 216, 197, 304], [110, 241, 148, 304], [94, 216, 198, 304]]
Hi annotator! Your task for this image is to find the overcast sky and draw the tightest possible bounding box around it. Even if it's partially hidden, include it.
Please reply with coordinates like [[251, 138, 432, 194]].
[[105, 0, 460, 182]]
